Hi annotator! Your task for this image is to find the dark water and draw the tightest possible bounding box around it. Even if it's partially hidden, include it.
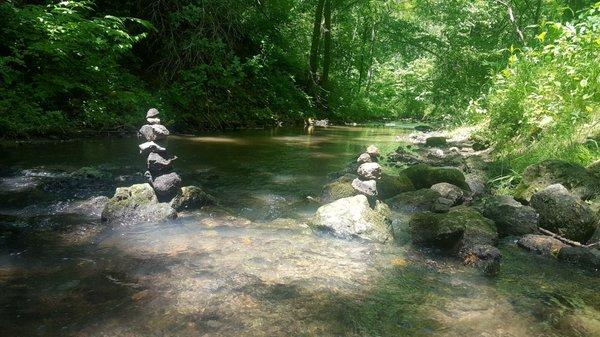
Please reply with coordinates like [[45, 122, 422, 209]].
[[0, 126, 598, 337]]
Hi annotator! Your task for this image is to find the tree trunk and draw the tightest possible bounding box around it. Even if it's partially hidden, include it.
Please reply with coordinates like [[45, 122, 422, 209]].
[[309, 0, 325, 89], [321, 0, 332, 111]]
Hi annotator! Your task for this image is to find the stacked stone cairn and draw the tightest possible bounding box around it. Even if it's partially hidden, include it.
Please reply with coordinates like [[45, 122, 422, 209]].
[[351, 145, 382, 198], [138, 108, 182, 201]]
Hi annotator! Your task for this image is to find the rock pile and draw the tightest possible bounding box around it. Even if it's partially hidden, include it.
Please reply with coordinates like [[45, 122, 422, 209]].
[[138, 108, 181, 201], [351, 145, 382, 198]]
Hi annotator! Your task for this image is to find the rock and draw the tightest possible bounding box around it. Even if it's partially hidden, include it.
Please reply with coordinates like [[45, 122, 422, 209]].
[[139, 141, 166, 155], [425, 136, 447, 147], [147, 117, 161, 125], [366, 145, 380, 159], [530, 184, 596, 242], [427, 148, 445, 159], [587, 159, 600, 180], [139, 124, 170, 141], [314, 119, 329, 127], [403, 163, 470, 190], [357, 162, 381, 180], [387, 145, 423, 166], [310, 195, 392, 243], [430, 183, 464, 206], [432, 197, 453, 213], [465, 173, 486, 197], [171, 185, 216, 212], [483, 195, 538, 236], [101, 183, 176, 225], [376, 173, 415, 199], [517, 234, 567, 257], [147, 153, 177, 176], [514, 160, 598, 202], [463, 244, 502, 276], [414, 124, 433, 132], [152, 172, 182, 200], [146, 108, 160, 118], [321, 174, 357, 203], [557, 246, 600, 270], [470, 135, 490, 151], [351, 178, 378, 197], [356, 153, 372, 164], [385, 189, 441, 213]]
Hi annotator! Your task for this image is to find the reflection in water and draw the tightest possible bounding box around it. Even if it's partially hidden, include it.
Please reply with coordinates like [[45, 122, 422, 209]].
[[0, 126, 598, 336]]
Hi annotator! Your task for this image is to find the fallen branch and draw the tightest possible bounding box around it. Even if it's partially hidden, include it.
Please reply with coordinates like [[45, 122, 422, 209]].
[[538, 227, 599, 248]]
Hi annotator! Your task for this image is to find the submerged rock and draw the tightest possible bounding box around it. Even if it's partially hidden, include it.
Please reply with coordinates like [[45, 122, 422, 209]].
[[357, 162, 381, 180], [171, 185, 216, 212], [310, 195, 392, 243], [403, 163, 470, 190], [376, 173, 415, 199], [517, 234, 566, 257], [483, 195, 538, 236], [321, 174, 357, 203], [557, 246, 600, 271], [352, 178, 378, 197], [530, 184, 596, 242], [101, 183, 176, 225], [139, 124, 170, 141], [514, 160, 598, 202]]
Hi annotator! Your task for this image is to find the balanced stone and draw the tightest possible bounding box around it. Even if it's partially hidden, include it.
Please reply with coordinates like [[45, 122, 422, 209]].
[[146, 108, 160, 118], [352, 178, 378, 197], [147, 152, 177, 176], [357, 162, 381, 180], [139, 124, 170, 141], [356, 153, 372, 164], [147, 117, 161, 125], [139, 141, 166, 155], [152, 172, 182, 199], [366, 145, 380, 159]]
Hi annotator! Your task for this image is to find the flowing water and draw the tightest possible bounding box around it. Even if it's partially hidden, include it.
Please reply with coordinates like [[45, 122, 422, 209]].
[[0, 126, 598, 337]]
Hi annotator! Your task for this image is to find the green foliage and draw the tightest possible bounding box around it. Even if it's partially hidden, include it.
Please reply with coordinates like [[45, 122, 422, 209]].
[[479, 2, 600, 180]]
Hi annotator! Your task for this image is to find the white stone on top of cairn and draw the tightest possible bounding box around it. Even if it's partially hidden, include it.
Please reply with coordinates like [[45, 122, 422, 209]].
[[146, 108, 160, 118]]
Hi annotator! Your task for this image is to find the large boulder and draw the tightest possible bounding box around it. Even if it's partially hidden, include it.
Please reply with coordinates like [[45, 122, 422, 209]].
[[514, 160, 599, 202], [321, 174, 357, 203], [152, 172, 182, 200], [530, 184, 597, 242], [376, 173, 415, 199], [171, 185, 216, 212], [139, 124, 170, 141], [517, 234, 567, 257], [351, 178, 378, 198], [385, 189, 441, 213], [357, 162, 381, 180], [483, 195, 538, 236], [310, 195, 392, 243], [430, 183, 464, 206], [409, 207, 499, 275], [101, 183, 176, 225], [403, 163, 470, 190]]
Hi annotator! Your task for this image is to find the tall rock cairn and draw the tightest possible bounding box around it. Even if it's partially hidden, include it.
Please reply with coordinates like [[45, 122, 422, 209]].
[[138, 108, 182, 201], [352, 145, 382, 198]]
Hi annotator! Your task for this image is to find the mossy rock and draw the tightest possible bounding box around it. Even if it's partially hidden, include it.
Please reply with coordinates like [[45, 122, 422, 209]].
[[403, 163, 470, 190], [321, 173, 358, 203], [101, 183, 176, 225], [171, 185, 216, 212], [385, 188, 441, 213], [514, 160, 599, 202], [425, 136, 447, 147], [377, 172, 415, 199]]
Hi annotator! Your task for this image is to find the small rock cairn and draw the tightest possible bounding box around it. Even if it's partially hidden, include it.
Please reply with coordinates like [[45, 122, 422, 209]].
[[138, 108, 182, 201], [352, 145, 382, 198]]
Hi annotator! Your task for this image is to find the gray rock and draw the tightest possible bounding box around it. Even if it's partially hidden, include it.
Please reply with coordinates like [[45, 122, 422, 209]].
[[385, 189, 441, 213], [530, 184, 596, 242], [483, 195, 538, 236], [432, 197, 453, 213], [465, 173, 487, 197], [356, 153, 372, 164], [366, 145, 380, 159], [139, 141, 166, 155], [321, 174, 357, 203], [557, 246, 600, 271], [152, 172, 182, 200], [310, 195, 392, 243], [357, 162, 381, 180], [430, 183, 464, 206], [139, 124, 170, 141], [425, 136, 447, 147], [147, 117, 161, 125], [147, 153, 177, 176], [146, 108, 160, 118], [171, 185, 216, 212], [351, 178, 378, 197], [101, 183, 176, 225], [517, 234, 567, 257]]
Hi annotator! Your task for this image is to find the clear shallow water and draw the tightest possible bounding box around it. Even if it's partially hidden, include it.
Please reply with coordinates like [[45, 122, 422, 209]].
[[0, 126, 598, 337]]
